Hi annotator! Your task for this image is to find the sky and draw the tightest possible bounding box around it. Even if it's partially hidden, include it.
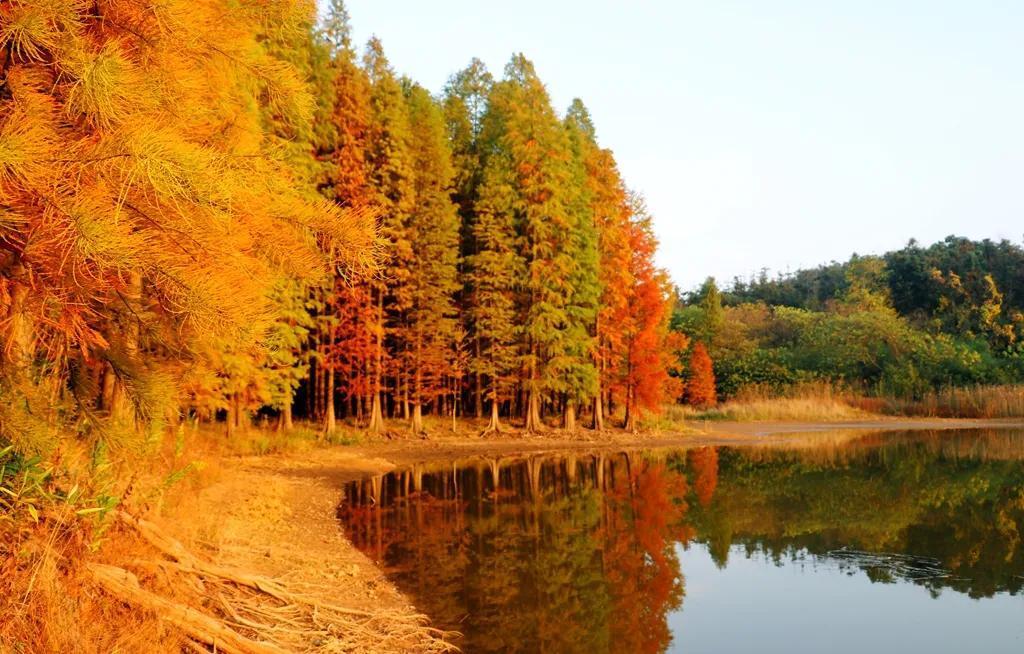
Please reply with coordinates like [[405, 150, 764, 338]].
[[327, 1, 1024, 291]]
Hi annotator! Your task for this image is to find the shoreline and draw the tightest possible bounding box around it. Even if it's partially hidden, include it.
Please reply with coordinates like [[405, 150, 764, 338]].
[[160, 417, 1024, 652]]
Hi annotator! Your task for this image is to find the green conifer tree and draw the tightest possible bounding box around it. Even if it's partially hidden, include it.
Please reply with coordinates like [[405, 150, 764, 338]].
[[402, 82, 461, 433]]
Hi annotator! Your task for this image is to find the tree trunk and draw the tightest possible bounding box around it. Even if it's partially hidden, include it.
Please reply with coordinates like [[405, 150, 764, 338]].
[[451, 392, 458, 432], [473, 339, 483, 418], [483, 397, 501, 434], [368, 393, 384, 434], [367, 291, 384, 434], [411, 402, 423, 434], [410, 351, 424, 433], [226, 402, 236, 439], [281, 402, 293, 431], [624, 386, 637, 432], [564, 402, 577, 433], [324, 366, 336, 436], [592, 360, 605, 429]]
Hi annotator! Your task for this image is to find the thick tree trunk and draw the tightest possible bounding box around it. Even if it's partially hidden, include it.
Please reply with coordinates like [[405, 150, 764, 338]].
[[411, 402, 423, 434], [281, 402, 293, 431], [563, 402, 577, 433], [524, 390, 542, 433], [229, 393, 246, 434], [368, 393, 384, 434], [483, 397, 501, 434]]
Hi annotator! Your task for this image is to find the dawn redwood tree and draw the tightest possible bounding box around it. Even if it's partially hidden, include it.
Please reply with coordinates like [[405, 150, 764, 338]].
[[621, 197, 684, 431], [363, 36, 415, 433], [402, 82, 460, 434], [566, 98, 627, 431], [0, 0, 372, 452], [443, 59, 494, 418], [467, 142, 525, 433], [686, 341, 717, 409], [315, 0, 375, 434]]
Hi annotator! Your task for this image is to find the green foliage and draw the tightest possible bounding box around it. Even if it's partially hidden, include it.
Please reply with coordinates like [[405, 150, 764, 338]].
[[682, 236, 1024, 400]]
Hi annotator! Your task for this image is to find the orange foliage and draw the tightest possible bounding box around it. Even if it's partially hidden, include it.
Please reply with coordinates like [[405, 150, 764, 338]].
[[686, 342, 717, 407], [621, 203, 687, 427]]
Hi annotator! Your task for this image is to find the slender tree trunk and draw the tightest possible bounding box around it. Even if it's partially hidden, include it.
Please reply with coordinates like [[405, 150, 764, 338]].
[[524, 350, 542, 432], [473, 339, 483, 418], [624, 385, 637, 432], [592, 386, 605, 431], [410, 334, 424, 434], [451, 389, 458, 433], [410, 364, 424, 434], [225, 406, 235, 438], [107, 272, 142, 425], [324, 366, 336, 436], [368, 291, 385, 434]]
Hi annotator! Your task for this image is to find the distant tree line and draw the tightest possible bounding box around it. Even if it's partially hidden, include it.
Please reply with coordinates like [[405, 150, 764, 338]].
[[675, 236, 1024, 398]]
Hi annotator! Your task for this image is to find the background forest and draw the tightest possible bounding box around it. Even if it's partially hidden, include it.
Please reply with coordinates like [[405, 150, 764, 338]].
[[674, 236, 1024, 415]]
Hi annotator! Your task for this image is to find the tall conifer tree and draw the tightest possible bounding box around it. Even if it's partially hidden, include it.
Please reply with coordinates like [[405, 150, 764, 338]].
[[363, 37, 414, 432], [443, 59, 494, 418], [402, 82, 460, 433]]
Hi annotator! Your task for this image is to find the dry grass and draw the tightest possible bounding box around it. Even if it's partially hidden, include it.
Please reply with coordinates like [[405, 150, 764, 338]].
[[664, 382, 874, 423], [661, 383, 1024, 423], [0, 510, 185, 653], [0, 420, 457, 654], [881, 385, 1024, 419]]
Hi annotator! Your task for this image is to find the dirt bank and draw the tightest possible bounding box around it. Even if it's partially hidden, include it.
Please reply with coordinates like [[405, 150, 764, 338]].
[[161, 417, 1024, 652]]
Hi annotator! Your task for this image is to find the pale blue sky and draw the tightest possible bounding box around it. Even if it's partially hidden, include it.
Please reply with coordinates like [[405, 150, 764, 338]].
[[329, 1, 1024, 290]]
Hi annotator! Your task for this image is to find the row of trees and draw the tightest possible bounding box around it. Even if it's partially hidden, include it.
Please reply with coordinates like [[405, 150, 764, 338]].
[[0, 0, 682, 456], [296, 2, 683, 435]]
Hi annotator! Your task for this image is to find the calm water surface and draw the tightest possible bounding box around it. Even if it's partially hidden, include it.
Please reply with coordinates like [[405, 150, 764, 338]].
[[337, 429, 1024, 653]]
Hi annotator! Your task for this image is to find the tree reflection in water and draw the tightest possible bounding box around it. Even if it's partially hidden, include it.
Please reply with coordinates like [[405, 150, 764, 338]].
[[338, 429, 1024, 652], [339, 452, 689, 653]]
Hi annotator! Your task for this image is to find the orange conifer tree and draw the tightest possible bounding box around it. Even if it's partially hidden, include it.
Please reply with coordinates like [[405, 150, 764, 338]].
[[617, 195, 685, 431], [686, 342, 718, 408]]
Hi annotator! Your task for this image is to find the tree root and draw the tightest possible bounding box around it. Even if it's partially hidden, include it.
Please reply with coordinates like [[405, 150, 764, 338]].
[[88, 563, 288, 654], [94, 511, 459, 653]]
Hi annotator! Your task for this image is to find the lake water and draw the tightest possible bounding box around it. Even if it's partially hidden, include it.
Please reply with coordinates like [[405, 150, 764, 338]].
[[337, 429, 1024, 653]]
